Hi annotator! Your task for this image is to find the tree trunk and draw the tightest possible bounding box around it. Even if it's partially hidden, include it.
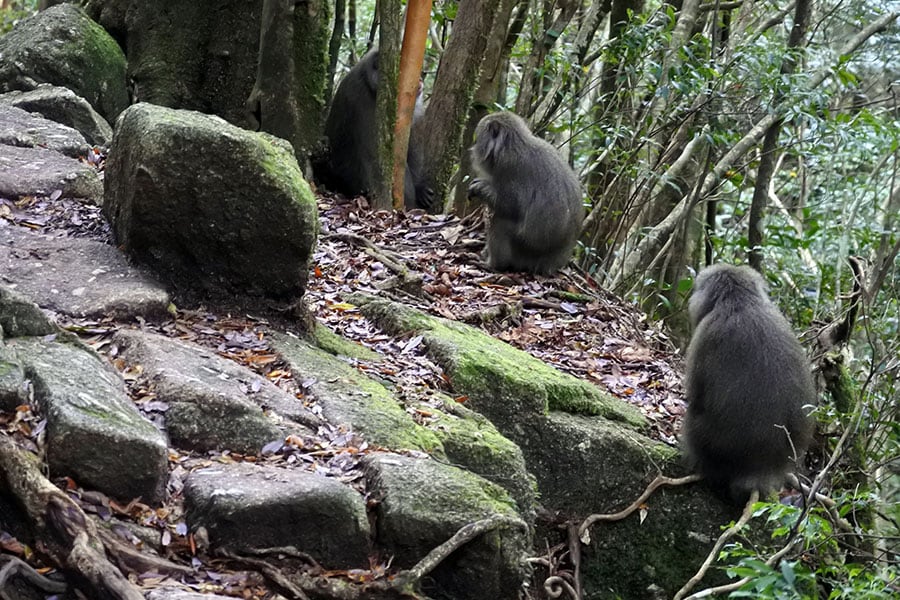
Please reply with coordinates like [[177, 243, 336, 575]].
[[747, 0, 810, 271], [326, 0, 347, 101], [392, 0, 431, 209], [513, 0, 579, 119], [451, 0, 520, 216], [419, 0, 502, 212], [246, 0, 330, 164], [373, 0, 404, 210]]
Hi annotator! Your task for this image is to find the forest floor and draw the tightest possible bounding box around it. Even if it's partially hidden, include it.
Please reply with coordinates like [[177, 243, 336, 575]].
[[4, 188, 688, 443], [1, 185, 689, 598], [308, 193, 687, 443]]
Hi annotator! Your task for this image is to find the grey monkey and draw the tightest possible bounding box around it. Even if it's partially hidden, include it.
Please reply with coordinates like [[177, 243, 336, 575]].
[[682, 264, 816, 504], [467, 111, 583, 275], [320, 49, 433, 210]]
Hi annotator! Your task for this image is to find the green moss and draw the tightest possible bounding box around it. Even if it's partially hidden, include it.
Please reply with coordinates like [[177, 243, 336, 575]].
[[56, 5, 128, 119], [271, 334, 444, 454], [422, 396, 537, 517], [392, 457, 519, 518], [257, 133, 318, 231], [310, 322, 381, 361], [353, 295, 645, 428]]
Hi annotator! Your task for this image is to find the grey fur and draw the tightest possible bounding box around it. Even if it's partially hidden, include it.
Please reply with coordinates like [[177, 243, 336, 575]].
[[321, 49, 433, 210], [682, 264, 816, 504], [468, 111, 584, 275]]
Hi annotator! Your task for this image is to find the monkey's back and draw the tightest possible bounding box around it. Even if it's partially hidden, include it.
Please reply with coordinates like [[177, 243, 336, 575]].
[[322, 59, 378, 196], [683, 268, 815, 502], [488, 136, 584, 273]]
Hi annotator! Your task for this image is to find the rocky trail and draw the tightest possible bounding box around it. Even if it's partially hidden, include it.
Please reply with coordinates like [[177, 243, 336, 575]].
[[0, 6, 734, 599]]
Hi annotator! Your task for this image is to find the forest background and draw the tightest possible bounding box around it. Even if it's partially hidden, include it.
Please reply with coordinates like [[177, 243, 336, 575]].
[[1, 0, 899, 597], [328, 7, 900, 595]]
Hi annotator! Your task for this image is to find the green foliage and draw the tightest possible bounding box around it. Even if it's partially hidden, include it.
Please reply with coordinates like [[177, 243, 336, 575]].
[[714, 500, 900, 599], [0, 0, 37, 35], [728, 559, 816, 599], [338, 1, 900, 593]]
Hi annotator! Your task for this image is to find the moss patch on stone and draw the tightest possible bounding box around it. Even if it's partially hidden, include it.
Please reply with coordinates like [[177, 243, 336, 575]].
[[354, 295, 644, 428], [309, 321, 381, 361], [271, 333, 443, 454], [419, 395, 537, 519]]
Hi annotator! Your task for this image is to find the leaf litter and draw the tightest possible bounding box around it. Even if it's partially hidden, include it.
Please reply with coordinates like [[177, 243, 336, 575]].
[[1, 184, 687, 598]]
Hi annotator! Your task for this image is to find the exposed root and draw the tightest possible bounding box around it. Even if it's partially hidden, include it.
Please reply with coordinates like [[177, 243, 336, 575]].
[[578, 474, 702, 539], [223, 515, 526, 600], [0, 434, 144, 600]]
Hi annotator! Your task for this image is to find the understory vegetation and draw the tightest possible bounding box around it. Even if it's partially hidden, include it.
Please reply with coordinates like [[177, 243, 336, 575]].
[[337, 0, 899, 597]]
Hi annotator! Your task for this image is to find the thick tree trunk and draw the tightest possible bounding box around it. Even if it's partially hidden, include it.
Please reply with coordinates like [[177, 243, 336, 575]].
[[419, 0, 501, 212], [451, 0, 520, 216], [246, 0, 330, 163], [373, 0, 404, 210]]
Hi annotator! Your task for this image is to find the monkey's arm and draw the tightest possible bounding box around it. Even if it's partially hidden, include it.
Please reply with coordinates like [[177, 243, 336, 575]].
[[684, 338, 712, 414], [467, 178, 497, 208]]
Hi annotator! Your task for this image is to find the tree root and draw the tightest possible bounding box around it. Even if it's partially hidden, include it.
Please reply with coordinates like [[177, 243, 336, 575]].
[[0, 434, 143, 599], [223, 515, 525, 600], [94, 525, 195, 578], [0, 555, 67, 599], [578, 474, 702, 540]]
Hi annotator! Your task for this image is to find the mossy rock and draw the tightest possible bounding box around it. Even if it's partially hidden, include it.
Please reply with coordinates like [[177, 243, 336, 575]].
[[354, 295, 645, 429], [0, 4, 128, 121]]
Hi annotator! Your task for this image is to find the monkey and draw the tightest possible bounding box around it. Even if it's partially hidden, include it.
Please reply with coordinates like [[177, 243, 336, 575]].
[[681, 263, 816, 505], [467, 111, 584, 275], [317, 48, 434, 211]]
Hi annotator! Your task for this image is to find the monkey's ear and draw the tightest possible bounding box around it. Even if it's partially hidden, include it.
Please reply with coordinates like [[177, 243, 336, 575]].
[[481, 121, 507, 164], [487, 120, 504, 138]]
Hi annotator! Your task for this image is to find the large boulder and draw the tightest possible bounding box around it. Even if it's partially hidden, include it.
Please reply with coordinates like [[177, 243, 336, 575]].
[[0, 85, 113, 146], [103, 103, 318, 300], [86, 0, 329, 158], [0, 4, 128, 122], [7, 336, 169, 503]]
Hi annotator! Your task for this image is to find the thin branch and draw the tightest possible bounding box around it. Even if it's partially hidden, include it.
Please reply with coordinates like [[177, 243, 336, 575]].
[[673, 490, 760, 600], [609, 10, 899, 287]]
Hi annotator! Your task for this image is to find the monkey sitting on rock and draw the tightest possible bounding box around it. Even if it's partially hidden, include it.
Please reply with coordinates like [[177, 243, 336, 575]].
[[681, 263, 816, 505], [467, 111, 584, 275], [317, 49, 434, 211]]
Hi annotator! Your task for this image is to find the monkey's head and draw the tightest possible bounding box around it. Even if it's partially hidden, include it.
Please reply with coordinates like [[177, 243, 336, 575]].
[[356, 49, 425, 99], [472, 111, 532, 171], [357, 49, 380, 94], [689, 264, 770, 326]]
